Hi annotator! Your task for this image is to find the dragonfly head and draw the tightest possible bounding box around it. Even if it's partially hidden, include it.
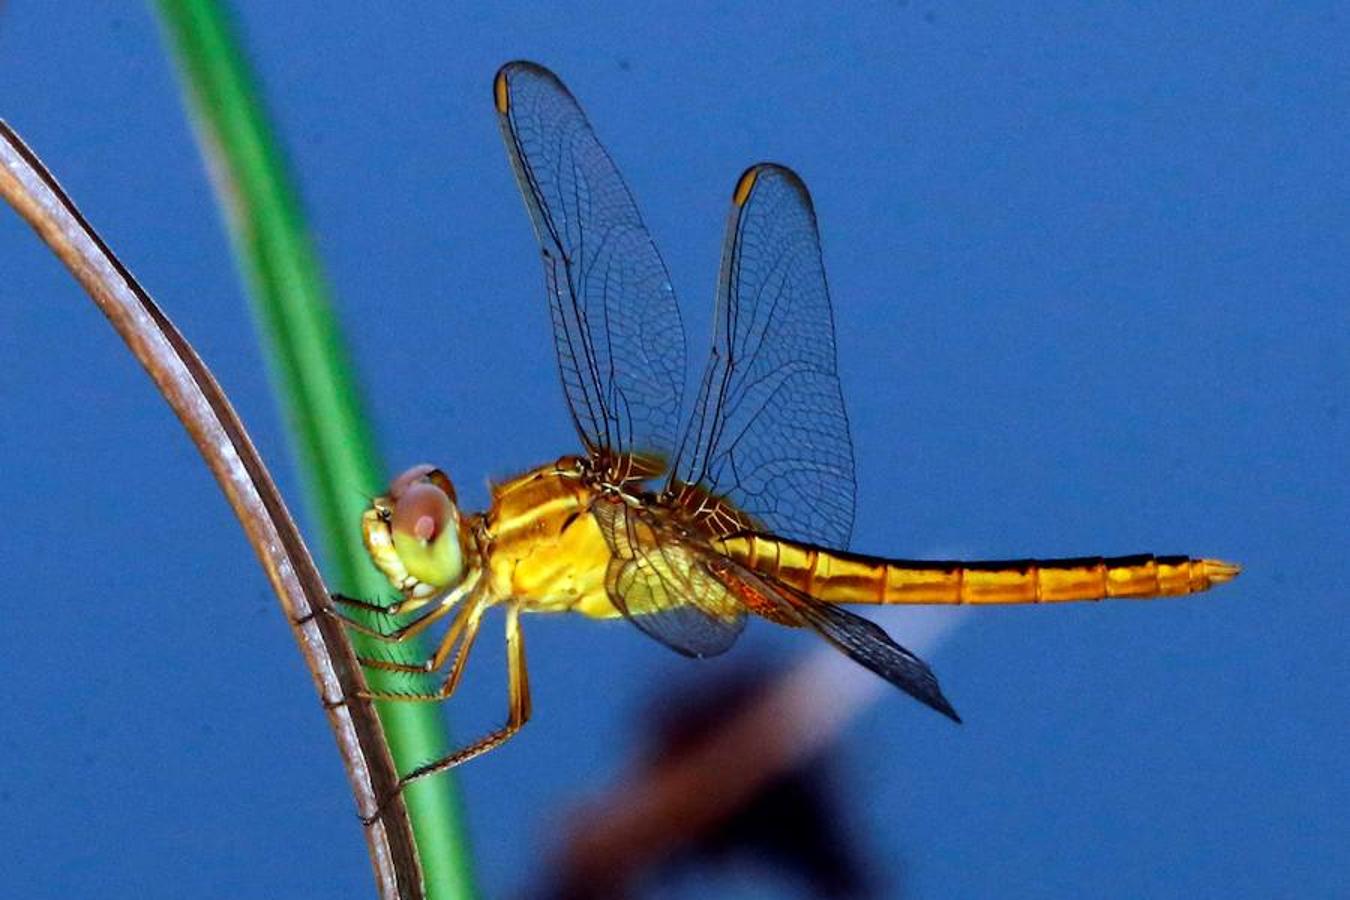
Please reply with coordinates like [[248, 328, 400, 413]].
[[362, 464, 467, 605]]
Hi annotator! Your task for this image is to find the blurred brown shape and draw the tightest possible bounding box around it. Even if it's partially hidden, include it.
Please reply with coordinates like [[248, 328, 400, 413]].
[[534, 665, 884, 899]]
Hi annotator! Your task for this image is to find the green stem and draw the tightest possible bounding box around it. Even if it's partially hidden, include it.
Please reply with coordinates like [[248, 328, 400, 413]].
[[150, 2, 477, 896]]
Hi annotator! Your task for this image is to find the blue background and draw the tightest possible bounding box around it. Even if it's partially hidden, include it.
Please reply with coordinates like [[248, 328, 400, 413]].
[[1, 3, 1345, 898]]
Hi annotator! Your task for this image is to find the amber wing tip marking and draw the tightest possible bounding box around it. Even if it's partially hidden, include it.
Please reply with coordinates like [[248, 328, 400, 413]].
[[732, 166, 759, 206], [1202, 559, 1242, 585]]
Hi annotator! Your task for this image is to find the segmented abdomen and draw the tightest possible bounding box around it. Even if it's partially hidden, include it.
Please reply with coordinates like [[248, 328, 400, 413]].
[[715, 533, 1240, 604]]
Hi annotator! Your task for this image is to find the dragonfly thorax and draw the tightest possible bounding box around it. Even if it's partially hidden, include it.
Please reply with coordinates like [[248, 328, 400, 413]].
[[361, 463, 469, 605]]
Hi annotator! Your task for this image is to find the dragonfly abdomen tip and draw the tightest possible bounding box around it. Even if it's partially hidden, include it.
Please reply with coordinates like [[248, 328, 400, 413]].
[[1201, 558, 1242, 585]]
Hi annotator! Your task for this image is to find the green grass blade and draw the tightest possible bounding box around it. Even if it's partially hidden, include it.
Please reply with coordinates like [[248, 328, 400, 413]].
[[151, 2, 477, 896]]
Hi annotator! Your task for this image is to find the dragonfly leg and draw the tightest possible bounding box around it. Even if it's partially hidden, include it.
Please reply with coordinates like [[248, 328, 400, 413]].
[[331, 592, 398, 615], [334, 577, 477, 647], [359, 595, 485, 686], [395, 602, 531, 786], [332, 591, 435, 618], [335, 600, 451, 644]]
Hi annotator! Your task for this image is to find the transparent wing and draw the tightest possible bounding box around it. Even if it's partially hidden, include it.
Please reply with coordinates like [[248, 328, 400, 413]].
[[495, 61, 685, 476], [711, 558, 961, 721], [592, 499, 746, 658], [788, 592, 960, 721], [671, 164, 856, 547]]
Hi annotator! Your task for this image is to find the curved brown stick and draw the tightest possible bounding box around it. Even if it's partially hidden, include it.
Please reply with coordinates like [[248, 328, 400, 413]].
[[0, 122, 423, 899]]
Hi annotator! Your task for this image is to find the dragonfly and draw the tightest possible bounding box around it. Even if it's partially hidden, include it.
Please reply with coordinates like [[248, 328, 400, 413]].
[[340, 61, 1240, 786]]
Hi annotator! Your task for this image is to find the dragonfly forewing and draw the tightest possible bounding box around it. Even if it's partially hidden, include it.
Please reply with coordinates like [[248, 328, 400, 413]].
[[495, 61, 686, 478]]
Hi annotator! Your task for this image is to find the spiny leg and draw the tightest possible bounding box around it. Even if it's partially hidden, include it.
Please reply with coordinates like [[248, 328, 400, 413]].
[[360, 597, 487, 700], [332, 589, 461, 643], [356, 596, 475, 676], [331, 593, 400, 616], [333, 591, 446, 626], [397, 602, 531, 786], [297, 590, 401, 627]]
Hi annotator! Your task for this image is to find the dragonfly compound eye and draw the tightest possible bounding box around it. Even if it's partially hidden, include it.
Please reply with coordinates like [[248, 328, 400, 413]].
[[388, 463, 457, 505], [390, 479, 466, 589]]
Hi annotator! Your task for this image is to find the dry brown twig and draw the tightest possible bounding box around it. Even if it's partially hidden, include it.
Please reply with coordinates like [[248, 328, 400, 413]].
[[0, 122, 424, 899]]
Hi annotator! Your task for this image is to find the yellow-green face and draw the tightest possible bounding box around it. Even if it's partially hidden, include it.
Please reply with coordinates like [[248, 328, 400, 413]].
[[362, 464, 467, 609]]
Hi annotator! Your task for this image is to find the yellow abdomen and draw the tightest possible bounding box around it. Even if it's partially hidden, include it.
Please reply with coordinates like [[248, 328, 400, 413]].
[[482, 460, 621, 618], [716, 533, 1240, 605]]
